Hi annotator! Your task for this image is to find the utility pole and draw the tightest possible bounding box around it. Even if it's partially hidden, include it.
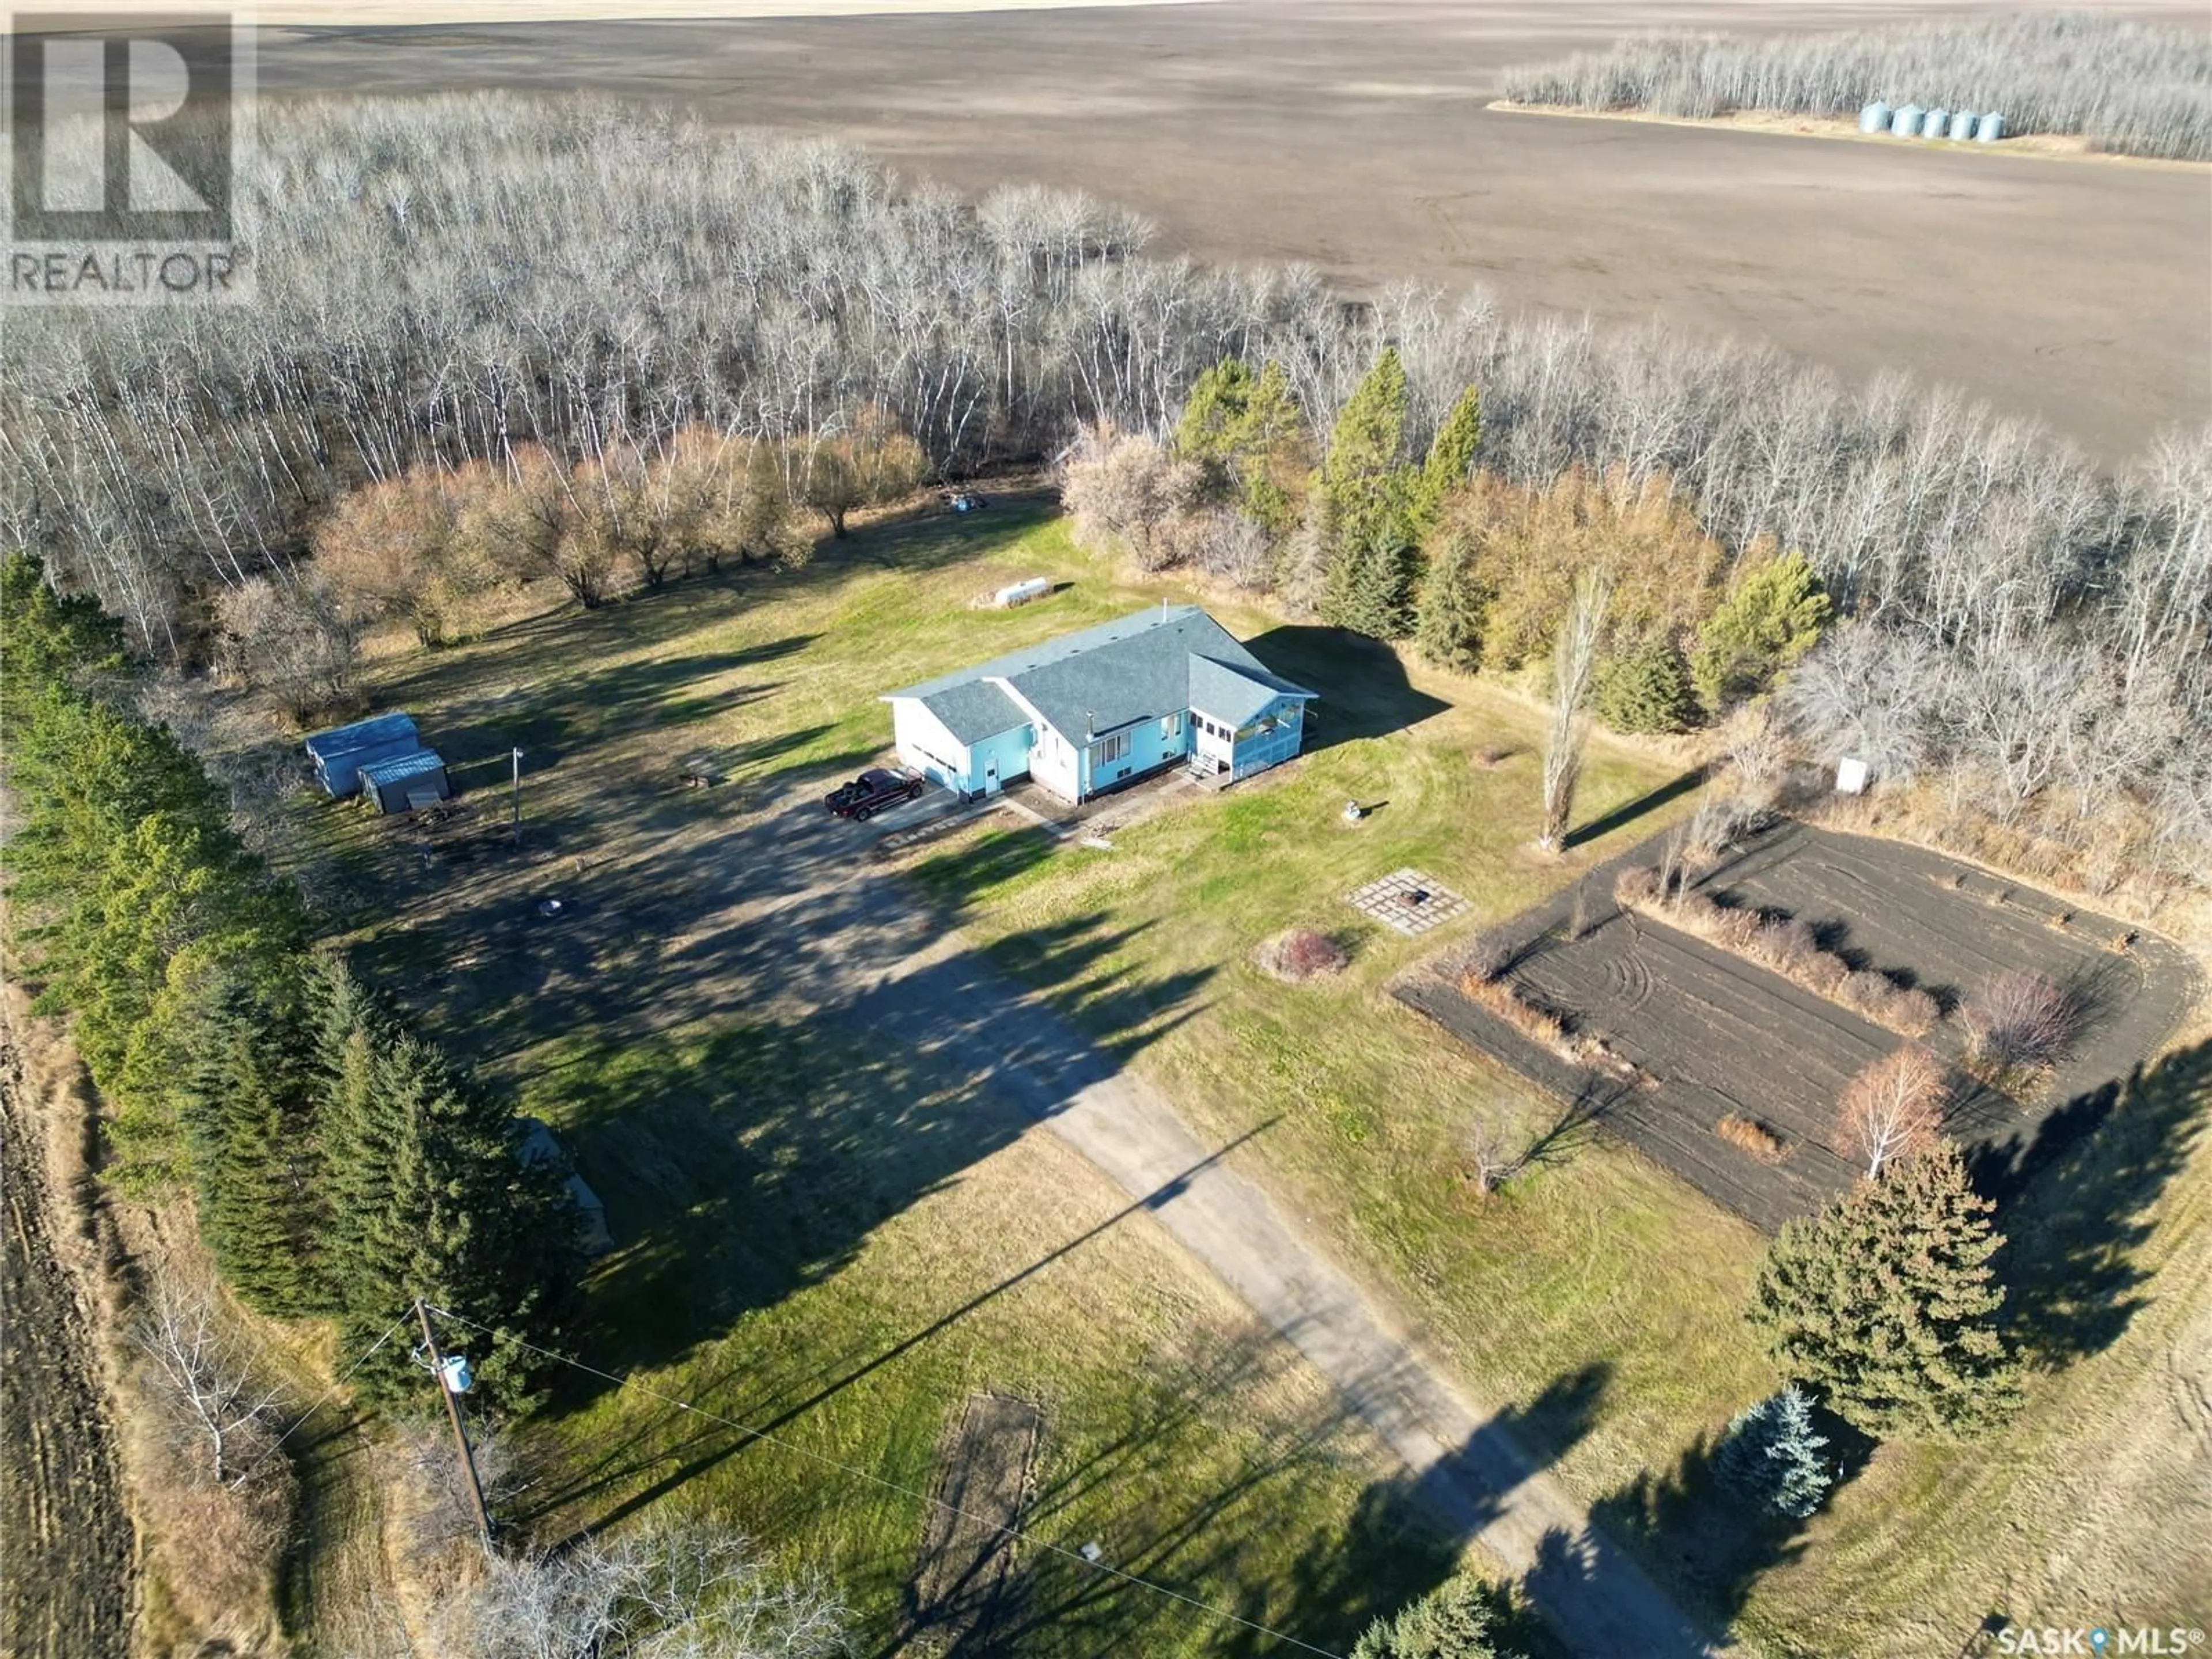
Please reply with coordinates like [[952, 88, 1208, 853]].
[[510, 747, 524, 846], [414, 1299, 493, 1550]]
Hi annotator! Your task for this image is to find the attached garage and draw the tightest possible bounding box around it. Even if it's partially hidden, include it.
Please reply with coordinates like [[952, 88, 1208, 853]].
[[885, 681, 1032, 800]]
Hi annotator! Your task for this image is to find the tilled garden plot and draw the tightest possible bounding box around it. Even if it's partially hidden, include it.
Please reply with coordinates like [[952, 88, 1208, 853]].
[[1399, 822, 2200, 1230], [904, 1393, 1043, 1654]]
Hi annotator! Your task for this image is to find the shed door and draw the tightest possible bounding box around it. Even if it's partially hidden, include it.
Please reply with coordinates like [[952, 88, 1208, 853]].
[[984, 758, 999, 794]]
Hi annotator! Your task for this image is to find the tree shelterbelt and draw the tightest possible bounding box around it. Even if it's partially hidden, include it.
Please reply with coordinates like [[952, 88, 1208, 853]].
[[0, 552, 573, 1411]]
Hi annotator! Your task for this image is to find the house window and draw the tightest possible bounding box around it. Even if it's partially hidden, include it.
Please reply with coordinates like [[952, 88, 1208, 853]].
[[1161, 711, 1182, 738], [1095, 730, 1131, 764]]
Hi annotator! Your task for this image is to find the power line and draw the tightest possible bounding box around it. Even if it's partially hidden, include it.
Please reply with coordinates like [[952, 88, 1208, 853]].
[[228, 1306, 414, 1491], [422, 1303, 1349, 1659]]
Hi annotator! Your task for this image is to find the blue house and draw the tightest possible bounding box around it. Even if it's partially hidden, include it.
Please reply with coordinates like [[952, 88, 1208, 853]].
[[882, 604, 1315, 804]]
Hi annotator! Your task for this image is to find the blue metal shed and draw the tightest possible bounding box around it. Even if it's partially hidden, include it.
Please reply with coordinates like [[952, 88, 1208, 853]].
[[358, 748, 451, 815], [305, 713, 420, 797]]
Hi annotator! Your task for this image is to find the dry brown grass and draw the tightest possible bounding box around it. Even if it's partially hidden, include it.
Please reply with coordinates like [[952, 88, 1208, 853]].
[[1618, 868, 1942, 1036], [1458, 970, 1570, 1053], [1714, 1112, 1787, 1163]]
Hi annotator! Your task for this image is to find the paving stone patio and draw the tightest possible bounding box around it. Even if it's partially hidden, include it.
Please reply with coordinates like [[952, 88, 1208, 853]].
[[1346, 868, 1468, 936]]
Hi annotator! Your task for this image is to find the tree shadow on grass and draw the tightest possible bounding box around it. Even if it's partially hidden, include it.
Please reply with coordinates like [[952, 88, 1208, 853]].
[[1978, 1040, 2210, 1366], [1560, 1431, 1812, 1634], [1233, 1359, 1613, 1659], [1563, 766, 1708, 850], [993, 1356, 1616, 1659], [528, 1127, 1272, 1546], [1241, 625, 1451, 749]]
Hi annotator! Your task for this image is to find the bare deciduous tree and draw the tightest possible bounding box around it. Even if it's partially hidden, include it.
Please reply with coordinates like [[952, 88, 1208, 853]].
[[796, 404, 931, 537], [315, 469, 493, 646], [1837, 1044, 1949, 1179], [1539, 571, 1610, 852], [214, 570, 363, 724], [1465, 1115, 1523, 1196], [1961, 972, 2080, 1075], [425, 1521, 851, 1659], [135, 1278, 287, 1488], [1059, 421, 1204, 571]]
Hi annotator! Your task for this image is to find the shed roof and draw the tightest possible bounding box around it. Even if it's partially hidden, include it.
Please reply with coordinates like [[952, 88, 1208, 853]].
[[305, 711, 417, 762], [358, 747, 446, 787], [883, 605, 1312, 745]]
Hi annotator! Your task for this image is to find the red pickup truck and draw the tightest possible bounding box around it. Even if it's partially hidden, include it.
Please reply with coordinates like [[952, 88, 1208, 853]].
[[823, 767, 925, 821]]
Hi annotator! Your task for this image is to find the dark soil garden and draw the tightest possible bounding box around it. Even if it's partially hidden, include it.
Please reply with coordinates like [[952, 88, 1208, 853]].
[[1399, 821, 2200, 1230]]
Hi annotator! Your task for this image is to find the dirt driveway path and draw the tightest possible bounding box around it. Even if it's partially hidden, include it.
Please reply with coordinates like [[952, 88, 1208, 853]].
[[618, 785, 1729, 1658]]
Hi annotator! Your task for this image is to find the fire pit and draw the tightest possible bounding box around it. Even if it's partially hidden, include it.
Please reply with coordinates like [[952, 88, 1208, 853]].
[[1346, 868, 1468, 936]]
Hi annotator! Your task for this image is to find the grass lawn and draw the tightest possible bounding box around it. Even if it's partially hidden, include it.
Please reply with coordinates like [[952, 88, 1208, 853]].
[[309, 496, 2203, 1656], [509, 1023, 1471, 1658], [896, 593, 1772, 1520], [298, 502, 1517, 1656]]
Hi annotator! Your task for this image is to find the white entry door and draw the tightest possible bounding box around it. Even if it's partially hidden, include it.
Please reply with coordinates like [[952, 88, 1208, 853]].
[[984, 759, 999, 794]]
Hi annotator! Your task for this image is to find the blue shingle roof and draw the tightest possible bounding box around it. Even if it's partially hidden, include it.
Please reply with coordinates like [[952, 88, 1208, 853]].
[[918, 680, 1031, 747], [1187, 656, 1315, 728], [884, 605, 1312, 745]]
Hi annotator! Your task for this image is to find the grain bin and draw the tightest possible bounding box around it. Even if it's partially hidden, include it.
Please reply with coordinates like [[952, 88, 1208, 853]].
[[1922, 107, 1950, 139], [1859, 101, 1891, 134], [1891, 104, 1925, 137], [1975, 111, 2005, 143], [1948, 109, 1978, 141]]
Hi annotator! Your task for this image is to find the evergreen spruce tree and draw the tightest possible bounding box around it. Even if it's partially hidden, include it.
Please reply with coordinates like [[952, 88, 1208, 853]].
[[1173, 357, 1306, 536], [1749, 1141, 2022, 1440], [1415, 524, 1490, 673], [1411, 384, 1482, 536], [1592, 642, 1699, 734], [1352, 1573, 1514, 1659], [312, 955, 573, 1411], [176, 969, 325, 1314], [1714, 1385, 1832, 1518], [1690, 549, 1831, 710], [0, 552, 125, 728], [1175, 358, 1259, 479], [1331, 523, 1423, 639], [1317, 349, 1418, 637]]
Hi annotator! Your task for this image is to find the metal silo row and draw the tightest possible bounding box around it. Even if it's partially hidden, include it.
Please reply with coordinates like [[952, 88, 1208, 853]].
[[1861, 101, 2005, 142]]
